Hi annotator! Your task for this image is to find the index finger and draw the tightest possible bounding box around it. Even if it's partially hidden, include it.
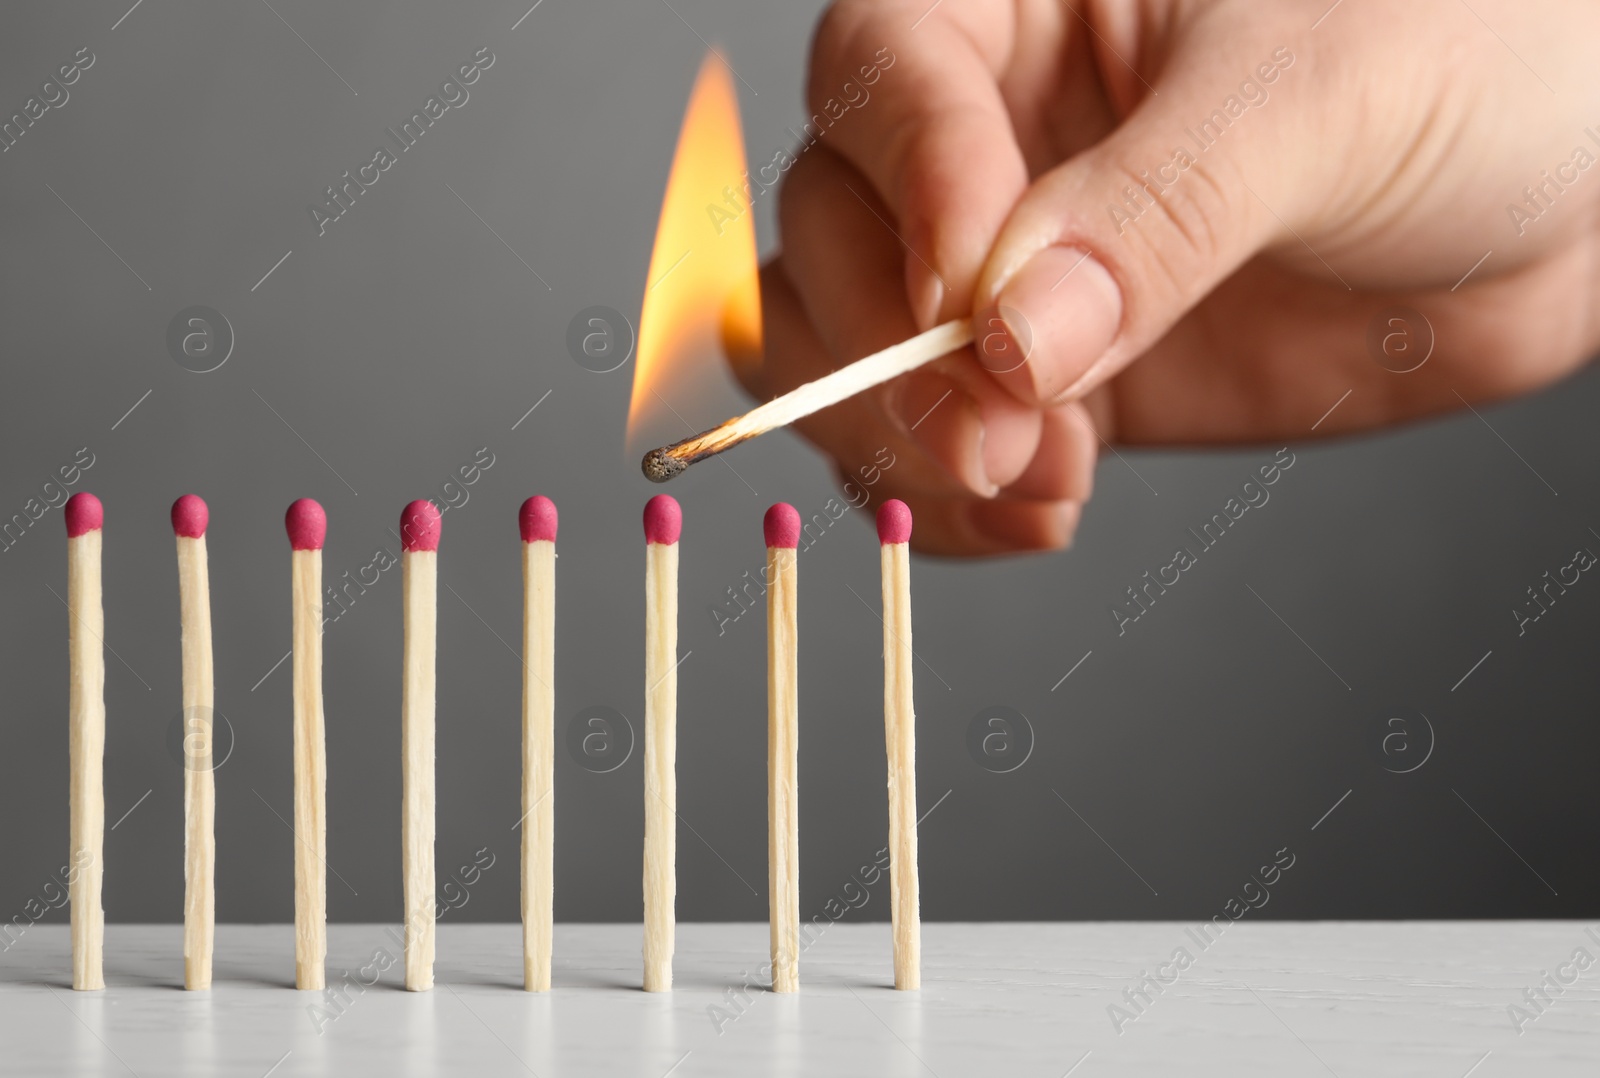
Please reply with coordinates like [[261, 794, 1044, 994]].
[[805, 0, 1028, 329]]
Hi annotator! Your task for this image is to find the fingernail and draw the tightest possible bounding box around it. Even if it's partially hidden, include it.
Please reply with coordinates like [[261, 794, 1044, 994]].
[[887, 371, 998, 497], [993, 246, 1120, 402], [905, 254, 946, 333]]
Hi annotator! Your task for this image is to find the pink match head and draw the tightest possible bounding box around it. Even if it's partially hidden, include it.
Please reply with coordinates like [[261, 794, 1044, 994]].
[[171, 494, 208, 538], [763, 503, 800, 549], [400, 500, 442, 552], [519, 496, 558, 543], [643, 495, 681, 545], [64, 492, 103, 538], [876, 499, 912, 545], [285, 498, 327, 551]]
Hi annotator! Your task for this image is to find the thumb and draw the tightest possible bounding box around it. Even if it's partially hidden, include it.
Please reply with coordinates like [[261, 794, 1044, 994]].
[[974, 39, 1310, 406]]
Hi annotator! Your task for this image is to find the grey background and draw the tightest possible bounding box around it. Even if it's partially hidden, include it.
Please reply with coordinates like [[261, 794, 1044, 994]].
[[0, 0, 1594, 929]]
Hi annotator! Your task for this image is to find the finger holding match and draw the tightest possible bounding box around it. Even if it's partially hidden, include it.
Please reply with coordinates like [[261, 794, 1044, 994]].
[[642, 318, 974, 481], [765, 503, 801, 993], [519, 496, 557, 992], [878, 498, 920, 991], [172, 495, 215, 991], [286, 498, 328, 991], [400, 499, 441, 992], [642, 494, 680, 992], [65, 492, 105, 991]]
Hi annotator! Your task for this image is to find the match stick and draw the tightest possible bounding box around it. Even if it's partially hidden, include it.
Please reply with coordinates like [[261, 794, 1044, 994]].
[[642, 318, 973, 481], [878, 499, 920, 990], [285, 498, 328, 991], [65, 493, 105, 992], [171, 495, 214, 991], [519, 496, 557, 992], [642, 494, 680, 992], [400, 499, 441, 992], [765, 503, 801, 993]]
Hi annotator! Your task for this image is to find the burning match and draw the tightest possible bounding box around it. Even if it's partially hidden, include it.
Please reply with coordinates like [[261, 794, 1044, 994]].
[[641, 318, 973, 482], [629, 56, 978, 484]]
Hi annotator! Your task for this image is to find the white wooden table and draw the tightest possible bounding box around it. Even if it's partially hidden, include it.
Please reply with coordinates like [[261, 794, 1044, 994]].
[[1, 923, 1594, 1076]]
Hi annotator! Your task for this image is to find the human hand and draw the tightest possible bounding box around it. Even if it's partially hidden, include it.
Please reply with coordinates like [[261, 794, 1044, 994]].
[[737, 0, 1600, 555]]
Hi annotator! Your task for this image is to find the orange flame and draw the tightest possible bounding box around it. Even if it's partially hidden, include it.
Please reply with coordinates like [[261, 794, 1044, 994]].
[[628, 52, 762, 445]]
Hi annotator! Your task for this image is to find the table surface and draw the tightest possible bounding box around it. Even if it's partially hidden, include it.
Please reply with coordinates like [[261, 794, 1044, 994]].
[[0, 922, 1595, 1077]]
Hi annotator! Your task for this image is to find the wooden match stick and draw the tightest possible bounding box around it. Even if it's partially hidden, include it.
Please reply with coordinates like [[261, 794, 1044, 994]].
[[764, 503, 801, 993], [286, 499, 328, 991], [400, 499, 441, 992], [642, 495, 681, 992], [519, 496, 557, 992], [65, 493, 105, 992], [877, 499, 920, 990], [642, 318, 973, 481], [171, 495, 214, 991]]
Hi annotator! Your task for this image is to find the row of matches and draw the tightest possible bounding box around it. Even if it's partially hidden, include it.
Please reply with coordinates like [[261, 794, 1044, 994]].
[[58, 490, 923, 994]]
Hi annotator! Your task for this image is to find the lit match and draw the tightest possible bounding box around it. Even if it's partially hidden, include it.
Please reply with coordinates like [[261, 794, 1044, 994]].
[[641, 318, 973, 481]]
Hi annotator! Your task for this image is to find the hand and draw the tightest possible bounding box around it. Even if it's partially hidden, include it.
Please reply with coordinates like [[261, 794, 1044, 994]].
[[738, 0, 1600, 555]]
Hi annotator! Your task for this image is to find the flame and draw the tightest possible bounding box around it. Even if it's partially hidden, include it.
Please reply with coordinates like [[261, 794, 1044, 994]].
[[628, 52, 762, 445]]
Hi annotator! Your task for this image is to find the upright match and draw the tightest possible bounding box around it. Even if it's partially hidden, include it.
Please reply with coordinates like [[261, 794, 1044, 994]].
[[286, 498, 328, 991], [642, 319, 973, 481], [400, 499, 441, 992], [642, 494, 681, 992], [878, 499, 920, 990], [65, 492, 105, 992], [764, 503, 801, 993], [171, 495, 215, 991], [519, 496, 558, 992]]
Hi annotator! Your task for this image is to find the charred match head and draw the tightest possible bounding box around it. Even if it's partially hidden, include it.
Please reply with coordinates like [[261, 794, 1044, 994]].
[[641, 447, 689, 483]]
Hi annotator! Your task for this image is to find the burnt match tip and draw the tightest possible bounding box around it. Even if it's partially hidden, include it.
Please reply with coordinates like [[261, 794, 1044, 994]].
[[764, 503, 800, 549], [519, 495, 558, 543], [65, 492, 103, 538], [171, 494, 208, 538], [642, 448, 687, 483], [643, 494, 682, 545], [400, 499, 442, 552], [877, 499, 912, 545], [285, 498, 326, 551]]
